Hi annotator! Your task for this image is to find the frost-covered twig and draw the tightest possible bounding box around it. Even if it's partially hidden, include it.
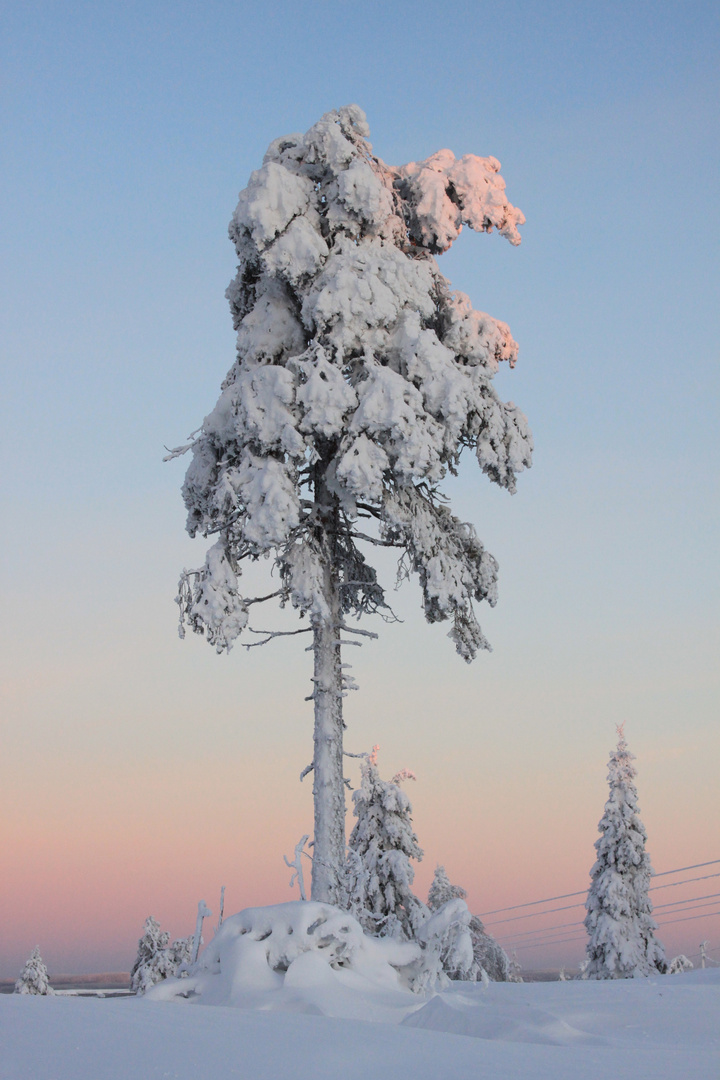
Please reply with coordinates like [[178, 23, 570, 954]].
[[192, 901, 212, 964], [284, 835, 311, 900]]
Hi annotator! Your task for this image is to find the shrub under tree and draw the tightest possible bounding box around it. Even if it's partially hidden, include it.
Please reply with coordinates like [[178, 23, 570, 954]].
[[584, 726, 667, 979], [169, 104, 531, 902], [427, 865, 511, 981]]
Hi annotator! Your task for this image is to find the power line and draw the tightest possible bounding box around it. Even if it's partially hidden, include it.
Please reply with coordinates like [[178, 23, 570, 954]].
[[484, 872, 720, 928], [656, 908, 720, 928], [477, 860, 720, 918], [487, 901, 585, 927], [503, 897, 720, 947], [513, 933, 586, 951], [654, 892, 720, 912], [654, 860, 720, 878], [509, 907, 720, 952], [478, 890, 586, 918], [652, 872, 720, 892]]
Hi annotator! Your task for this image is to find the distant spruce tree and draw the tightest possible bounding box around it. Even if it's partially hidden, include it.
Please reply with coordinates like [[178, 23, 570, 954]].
[[14, 947, 54, 995], [584, 727, 667, 978]]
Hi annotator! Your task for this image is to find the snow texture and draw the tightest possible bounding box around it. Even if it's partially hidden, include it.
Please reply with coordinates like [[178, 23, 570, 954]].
[[584, 727, 667, 978], [13, 947, 54, 995], [4, 969, 719, 1080]]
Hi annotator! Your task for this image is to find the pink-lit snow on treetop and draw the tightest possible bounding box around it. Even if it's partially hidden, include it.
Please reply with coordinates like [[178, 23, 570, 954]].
[[396, 148, 525, 253]]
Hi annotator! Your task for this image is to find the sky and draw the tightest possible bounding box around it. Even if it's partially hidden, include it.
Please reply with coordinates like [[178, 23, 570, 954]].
[[1, 0, 719, 977]]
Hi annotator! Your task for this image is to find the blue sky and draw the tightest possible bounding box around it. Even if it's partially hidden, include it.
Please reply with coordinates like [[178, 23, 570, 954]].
[[1, 1, 718, 975]]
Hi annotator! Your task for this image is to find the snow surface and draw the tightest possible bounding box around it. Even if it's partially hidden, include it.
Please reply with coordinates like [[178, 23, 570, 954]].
[[3, 970, 718, 1079]]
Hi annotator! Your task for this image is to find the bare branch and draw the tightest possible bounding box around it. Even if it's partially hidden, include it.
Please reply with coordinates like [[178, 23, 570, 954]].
[[300, 763, 314, 782], [244, 626, 313, 649], [244, 590, 285, 606]]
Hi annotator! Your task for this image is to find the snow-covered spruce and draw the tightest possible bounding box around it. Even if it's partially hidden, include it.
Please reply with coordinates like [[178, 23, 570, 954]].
[[169, 105, 531, 903], [346, 747, 425, 939], [427, 865, 511, 981], [130, 916, 193, 994], [584, 727, 667, 979], [14, 947, 54, 995]]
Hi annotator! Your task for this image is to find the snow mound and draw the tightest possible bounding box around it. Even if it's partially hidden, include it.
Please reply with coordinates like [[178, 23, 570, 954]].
[[402, 983, 606, 1046], [145, 901, 422, 1021]]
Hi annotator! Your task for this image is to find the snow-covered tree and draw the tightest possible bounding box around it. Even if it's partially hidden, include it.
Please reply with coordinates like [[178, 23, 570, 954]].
[[130, 916, 193, 994], [584, 727, 667, 979], [427, 865, 510, 980], [668, 954, 693, 974], [427, 864, 466, 910], [14, 947, 54, 995], [346, 747, 425, 938], [169, 104, 531, 903]]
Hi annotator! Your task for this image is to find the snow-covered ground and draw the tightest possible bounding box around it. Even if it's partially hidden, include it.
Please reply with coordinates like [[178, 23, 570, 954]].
[[3, 969, 718, 1080]]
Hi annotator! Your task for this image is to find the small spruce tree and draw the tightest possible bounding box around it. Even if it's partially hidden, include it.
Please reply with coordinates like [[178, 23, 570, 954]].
[[347, 747, 425, 939], [584, 726, 667, 979], [130, 916, 193, 994], [14, 947, 54, 995], [427, 865, 467, 910]]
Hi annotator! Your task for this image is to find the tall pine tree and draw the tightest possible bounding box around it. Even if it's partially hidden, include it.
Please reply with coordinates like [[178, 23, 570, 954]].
[[584, 727, 667, 978], [169, 105, 531, 901]]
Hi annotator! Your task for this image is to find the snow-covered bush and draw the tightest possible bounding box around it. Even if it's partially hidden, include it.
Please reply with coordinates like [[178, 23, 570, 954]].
[[668, 954, 693, 974], [410, 897, 474, 992], [168, 105, 531, 902], [14, 947, 54, 995], [346, 748, 425, 939], [145, 901, 422, 1007], [427, 865, 511, 981], [584, 727, 667, 979], [130, 916, 193, 994]]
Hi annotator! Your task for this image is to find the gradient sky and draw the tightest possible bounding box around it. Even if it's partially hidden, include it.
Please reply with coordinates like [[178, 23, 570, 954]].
[[2, 0, 719, 977]]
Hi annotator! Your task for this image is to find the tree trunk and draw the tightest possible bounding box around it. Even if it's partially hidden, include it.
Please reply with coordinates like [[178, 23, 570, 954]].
[[310, 464, 345, 904]]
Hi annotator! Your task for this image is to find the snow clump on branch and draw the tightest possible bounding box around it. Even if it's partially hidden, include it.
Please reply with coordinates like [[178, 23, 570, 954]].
[[171, 104, 531, 663]]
